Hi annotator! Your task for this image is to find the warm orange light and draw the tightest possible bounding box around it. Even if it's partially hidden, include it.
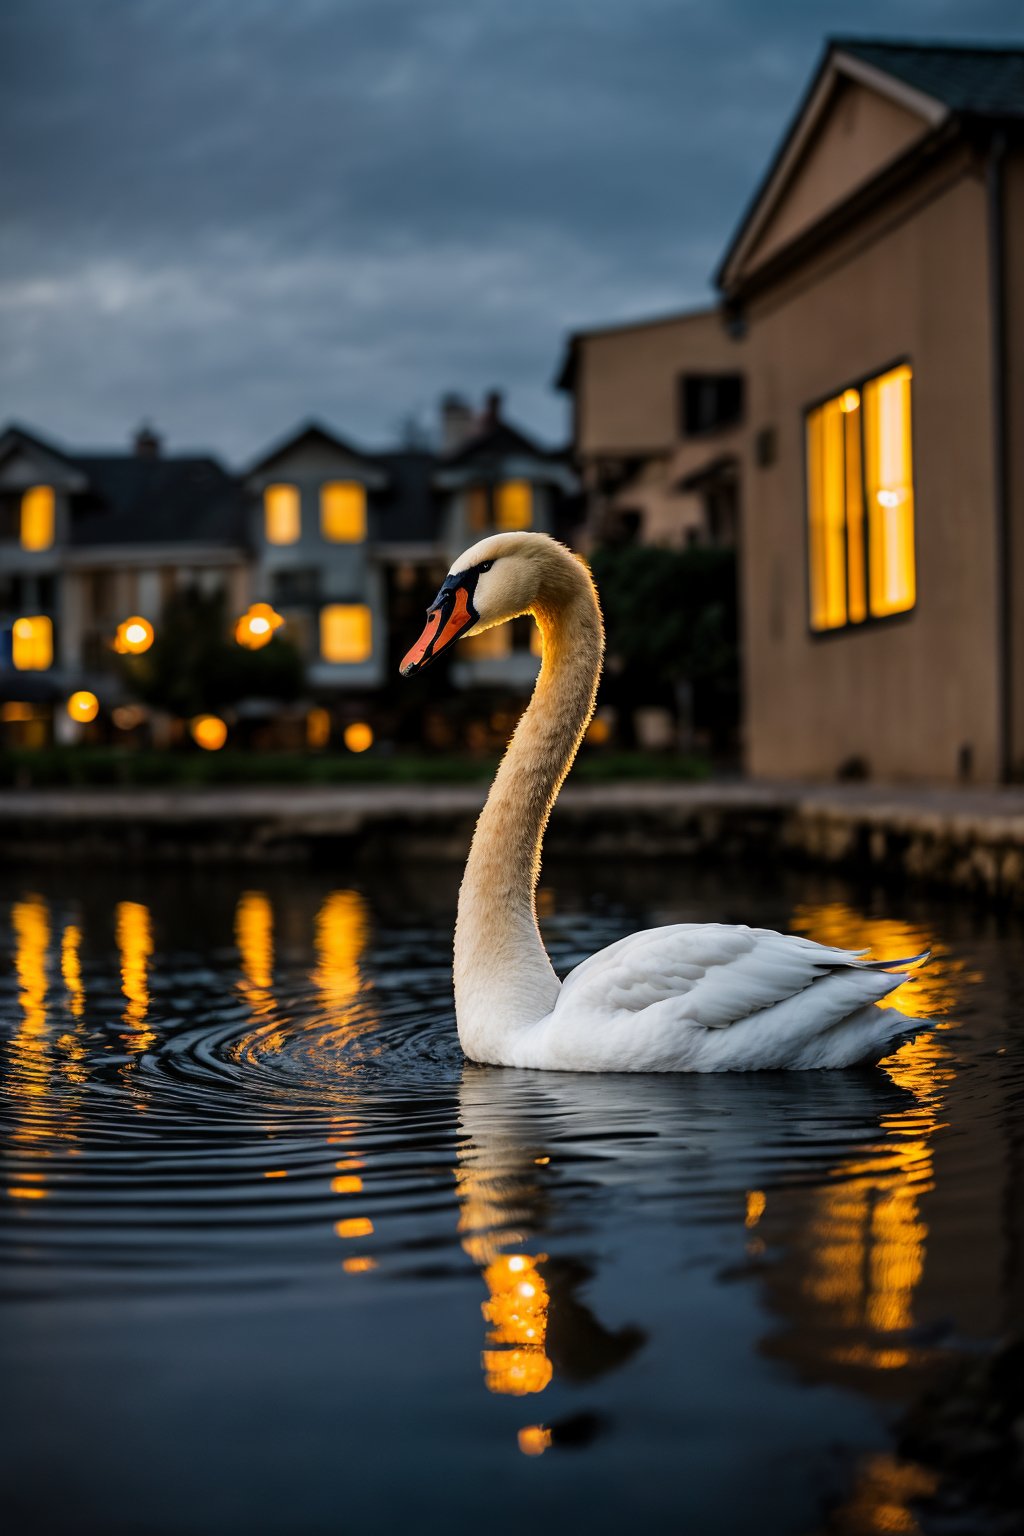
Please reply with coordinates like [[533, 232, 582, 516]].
[[321, 604, 372, 664], [495, 480, 533, 531], [114, 616, 154, 655], [12, 616, 53, 670], [335, 1217, 374, 1239], [7, 1186, 48, 1200], [342, 1255, 377, 1274], [264, 483, 300, 545], [518, 1425, 552, 1457], [585, 714, 611, 746], [235, 602, 284, 650], [840, 389, 860, 414], [21, 486, 55, 551], [191, 714, 228, 751], [264, 1170, 288, 1179], [343, 721, 373, 753], [745, 1190, 766, 1228], [112, 704, 146, 730], [331, 1175, 363, 1194], [67, 691, 99, 724], [321, 481, 367, 542], [307, 706, 331, 748]]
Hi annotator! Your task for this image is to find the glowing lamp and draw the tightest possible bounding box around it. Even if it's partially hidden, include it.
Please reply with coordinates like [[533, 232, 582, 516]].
[[115, 616, 154, 655], [67, 691, 99, 724], [343, 721, 373, 754], [235, 602, 284, 650], [190, 714, 228, 751]]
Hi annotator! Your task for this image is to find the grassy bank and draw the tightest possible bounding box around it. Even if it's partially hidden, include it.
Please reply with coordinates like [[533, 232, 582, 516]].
[[0, 747, 712, 789]]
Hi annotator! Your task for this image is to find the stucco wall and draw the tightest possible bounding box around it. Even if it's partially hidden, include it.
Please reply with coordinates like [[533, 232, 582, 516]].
[[740, 155, 1000, 783]]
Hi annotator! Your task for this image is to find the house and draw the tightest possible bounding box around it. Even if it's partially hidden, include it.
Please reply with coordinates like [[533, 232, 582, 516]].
[[0, 393, 576, 747], [719, 39, 1024, 783], [555, 308, 745, 549], [0, 423, 247, 744]]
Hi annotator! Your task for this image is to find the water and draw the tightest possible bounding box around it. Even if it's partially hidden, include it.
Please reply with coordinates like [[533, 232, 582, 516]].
[[1, 859, 1021, 1536]]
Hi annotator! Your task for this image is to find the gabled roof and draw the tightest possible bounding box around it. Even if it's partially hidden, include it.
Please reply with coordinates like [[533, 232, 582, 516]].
[[0, 422, 90, 490], [441, 415, 563, 470], [717, 37, 1024, 296], [70, 454, 246, 547], [244, 419, 387, 484]]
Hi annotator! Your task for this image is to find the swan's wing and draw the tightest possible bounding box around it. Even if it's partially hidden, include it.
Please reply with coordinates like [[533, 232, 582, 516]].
[[555, 923, 921, 1029]]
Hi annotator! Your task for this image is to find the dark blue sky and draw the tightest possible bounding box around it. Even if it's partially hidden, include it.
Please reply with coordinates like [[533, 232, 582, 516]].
[[2, 0, 1021, 461]]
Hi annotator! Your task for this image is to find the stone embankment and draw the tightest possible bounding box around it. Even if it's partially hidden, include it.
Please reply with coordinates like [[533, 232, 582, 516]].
[[4, 780, 1024, 901]]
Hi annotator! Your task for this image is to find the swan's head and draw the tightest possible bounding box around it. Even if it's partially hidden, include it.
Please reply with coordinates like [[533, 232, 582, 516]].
[[400, 532, 580, 675]]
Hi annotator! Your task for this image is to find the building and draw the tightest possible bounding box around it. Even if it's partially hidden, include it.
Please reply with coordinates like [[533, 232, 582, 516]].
[[0, 394, 575, 748], [556, 308, 745, 550], [559, 38, 1024, 785]]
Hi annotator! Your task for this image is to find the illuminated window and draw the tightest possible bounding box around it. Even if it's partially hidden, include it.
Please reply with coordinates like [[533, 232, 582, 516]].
[[21, 486, 55, 551], [320, 604, 372, 663], [462, 625, 511, 659], [806, 365, 915, 632], [466, 485, 489, 533], [495, 480, 532, 531], [321, 482, 366, 542], [264, 484, 300, 545], [12, 615, 53, 670]]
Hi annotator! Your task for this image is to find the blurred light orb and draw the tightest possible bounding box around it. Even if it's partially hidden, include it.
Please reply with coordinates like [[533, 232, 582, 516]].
[[307, 706, 332, 748], [115, 616, 154, 655], [67, 690, 99, 724], [191, 714, 228, 751], [113, 704, 146, 730], [343, 721, 373, 754], [586, 714, 612, 746], [235, 603, 284, 650]]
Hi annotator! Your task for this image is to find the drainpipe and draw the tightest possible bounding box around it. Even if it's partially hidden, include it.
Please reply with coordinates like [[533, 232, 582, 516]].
[[988, 129, 1011, 781]]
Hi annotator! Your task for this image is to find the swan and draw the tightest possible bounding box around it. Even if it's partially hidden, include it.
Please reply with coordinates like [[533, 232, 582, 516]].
[[400, 531, 928, 1072]]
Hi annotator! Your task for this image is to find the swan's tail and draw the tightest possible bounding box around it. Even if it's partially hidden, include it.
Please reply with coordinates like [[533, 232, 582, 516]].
[[859, 948, 932, 973]]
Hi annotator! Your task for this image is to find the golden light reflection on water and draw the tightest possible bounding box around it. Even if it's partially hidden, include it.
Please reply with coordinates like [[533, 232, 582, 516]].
[[236, 892, 274, 1014], [116, 901, 154, 1053], [61, 924, 85, 1019], [781, 903, 969, 1380], [314, 890, 374, 1056]]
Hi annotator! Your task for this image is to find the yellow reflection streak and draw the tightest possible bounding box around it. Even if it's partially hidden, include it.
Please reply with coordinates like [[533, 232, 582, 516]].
[[314, 891, 372, 1055], [518, 1425, 552, 1457], [787, 903, 969, 1376], [61, 924, 85, 1019], [116, 901, 154, 1053]]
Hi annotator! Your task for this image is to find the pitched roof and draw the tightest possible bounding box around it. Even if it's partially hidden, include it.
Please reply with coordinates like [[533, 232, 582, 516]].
[[373, 449, 442, 543], [244, 419, 381, 478], [835, 39, 1024, 119], [441, 415, 561, 470], [70, 454, 246, 547]]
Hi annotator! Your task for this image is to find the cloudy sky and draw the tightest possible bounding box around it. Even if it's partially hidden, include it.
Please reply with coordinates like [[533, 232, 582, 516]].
[[2, 0, 1021, 462]]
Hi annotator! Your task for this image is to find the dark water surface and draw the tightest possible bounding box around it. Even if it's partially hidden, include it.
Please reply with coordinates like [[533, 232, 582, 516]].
[[1, 859, 1021, 1536]]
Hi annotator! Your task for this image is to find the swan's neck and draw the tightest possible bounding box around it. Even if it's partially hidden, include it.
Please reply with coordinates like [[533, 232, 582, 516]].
[[454, 569, 603, 1060]]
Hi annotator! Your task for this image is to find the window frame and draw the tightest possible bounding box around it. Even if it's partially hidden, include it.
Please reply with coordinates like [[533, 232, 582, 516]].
[[802, 356, 917, 641]]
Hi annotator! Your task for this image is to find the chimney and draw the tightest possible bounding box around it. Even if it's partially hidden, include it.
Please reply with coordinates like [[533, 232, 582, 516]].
[[440, 393, 476, 451], [483, 389, 503, 427], [133, 422, 161, 458]]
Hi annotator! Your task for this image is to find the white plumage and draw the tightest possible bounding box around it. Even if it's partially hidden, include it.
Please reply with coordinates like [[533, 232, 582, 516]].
[[402, 532, 930, 1073]]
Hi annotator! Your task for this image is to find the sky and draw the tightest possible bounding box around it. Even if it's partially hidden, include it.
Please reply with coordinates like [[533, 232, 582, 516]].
[[2, 0, 1022, 463]]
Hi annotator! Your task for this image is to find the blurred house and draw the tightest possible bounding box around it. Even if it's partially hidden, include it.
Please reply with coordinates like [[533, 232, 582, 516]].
[[560, 38, 1024, 784], [0, 395, 575, 747], [556, 309, 744, 549]]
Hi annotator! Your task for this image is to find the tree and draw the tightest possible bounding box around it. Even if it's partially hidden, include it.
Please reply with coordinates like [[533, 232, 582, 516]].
[[122, 587, 304, 720], [588, 544, 740, 750]]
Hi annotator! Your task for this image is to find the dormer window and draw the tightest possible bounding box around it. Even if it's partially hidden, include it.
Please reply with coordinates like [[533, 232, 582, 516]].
[[495, 480, 532, 532], [20, 486, 54, 551], [264, 484, 300, 545], [806, 363, 915, 632], [321, 482, 366, 543]]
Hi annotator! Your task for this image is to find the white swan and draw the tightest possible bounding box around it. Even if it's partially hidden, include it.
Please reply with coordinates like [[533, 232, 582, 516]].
[[401, 531, 928, 1072]]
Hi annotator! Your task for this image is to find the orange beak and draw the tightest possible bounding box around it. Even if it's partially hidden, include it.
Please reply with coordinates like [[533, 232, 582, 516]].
[[400, 577, 477, 675]]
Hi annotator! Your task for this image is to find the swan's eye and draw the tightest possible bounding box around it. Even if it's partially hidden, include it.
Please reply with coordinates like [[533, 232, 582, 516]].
[[478, 560, 494, 573]]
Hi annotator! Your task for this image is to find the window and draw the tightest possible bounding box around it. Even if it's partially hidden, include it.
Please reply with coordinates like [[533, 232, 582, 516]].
[[680, 373, 745, 437], [21, 486, 54, 551], [320, 603, 372, 663], [321, 481, 366, 542], [806, 364, 915, 633], [264, 484, 300, 545], [462, 625, 511, 659], [495, 480, 532, 531], [12, 615, 53, 670]]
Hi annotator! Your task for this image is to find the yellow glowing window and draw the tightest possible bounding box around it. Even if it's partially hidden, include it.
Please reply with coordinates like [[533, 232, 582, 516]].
[[806, 365, 914, 632], [462, 625, 511, 659], [321, 482, 366, 542], [320, 604, 372, 663], [12, 615, 53, 670], [264, 484, 300, 545], [21, 486, 55, 551], [495, 480, 532, 531]]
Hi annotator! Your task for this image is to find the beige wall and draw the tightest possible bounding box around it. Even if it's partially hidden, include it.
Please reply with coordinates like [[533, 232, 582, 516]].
[[747, 78, 927, 273], [574, 307, 739, 457], [1003, 148, 1024, 778], [739, 152, 1000, 782]]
